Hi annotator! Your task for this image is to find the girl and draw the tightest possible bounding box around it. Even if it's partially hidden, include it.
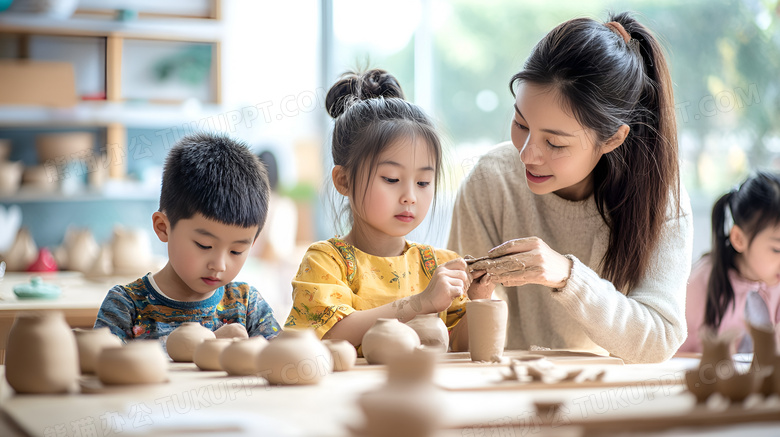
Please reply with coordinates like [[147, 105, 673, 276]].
[[449, 12, 693, 363], [680, 171, 780, 353], [285, 69, 493, 351]]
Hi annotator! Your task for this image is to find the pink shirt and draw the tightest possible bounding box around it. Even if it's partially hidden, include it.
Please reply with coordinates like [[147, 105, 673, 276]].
[[680, 255, 780, 352]]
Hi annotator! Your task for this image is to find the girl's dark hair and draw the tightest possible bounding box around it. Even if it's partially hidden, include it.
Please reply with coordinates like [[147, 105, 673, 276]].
[[325, 69, 442, 229], [706, 171, 780, 328], [509, 11, 680, 292], [160, 132, 270, 235]]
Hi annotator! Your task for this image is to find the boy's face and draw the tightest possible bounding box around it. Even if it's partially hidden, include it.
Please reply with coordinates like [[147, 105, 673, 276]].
[[157, 212, 259, 298]]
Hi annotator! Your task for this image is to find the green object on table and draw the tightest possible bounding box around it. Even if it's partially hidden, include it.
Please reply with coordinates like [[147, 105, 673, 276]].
[[13, 276, 62, 299]]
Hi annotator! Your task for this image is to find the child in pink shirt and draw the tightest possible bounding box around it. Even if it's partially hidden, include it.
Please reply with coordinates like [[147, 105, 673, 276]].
[[680, 172, 780, 352]]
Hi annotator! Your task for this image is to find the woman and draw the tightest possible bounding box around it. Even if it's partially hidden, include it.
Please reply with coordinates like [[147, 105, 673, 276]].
[[448, 12, 693, 363]]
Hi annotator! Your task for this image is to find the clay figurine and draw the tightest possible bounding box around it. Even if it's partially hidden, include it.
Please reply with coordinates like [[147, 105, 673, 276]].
[[405, 314, 448, 353], [194, 338, 234, 371], [4, 227, 38, 271], [5, 311, 79, 393], [323, 339, 358, 372], [361, 318, 421, 365], [96, 340, 169, 385], [73, 327, 122, 374], [256, 329, 333, 385], [165, 322, 216, 362], [220, 337, 269, 376], [466, 299, 508, 362]]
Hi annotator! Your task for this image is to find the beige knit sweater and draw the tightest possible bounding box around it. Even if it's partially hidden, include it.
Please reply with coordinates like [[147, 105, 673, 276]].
[[448, 143, 693, 363]]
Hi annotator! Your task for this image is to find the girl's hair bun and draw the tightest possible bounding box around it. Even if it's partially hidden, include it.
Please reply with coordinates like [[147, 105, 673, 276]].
[[325, 69, 405, 118]]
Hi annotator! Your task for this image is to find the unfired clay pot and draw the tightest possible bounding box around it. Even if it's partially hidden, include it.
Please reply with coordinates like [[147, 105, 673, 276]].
[[362, 318, 421, 365], [256, 330, 333, 385], [4, 227, 38, 271], [354, 349, 442, 437], [323, 339, 357, 372], [111, 226, 152, 275], [194, 338, 235, 371], [220, 337, 269, 376], [73, 327, 122, 374], [166, 322, 216, 362], [58, 227, 99, 273], [0, 161, 22, 195], [684, 369, 715, 403], [87, 245, 113, 277], [5, 311, 79, 394], [215, 323, 249, 339], [405, 314, 449, 353], [466, 299, 508, 362], [96, 340, 169, 385]]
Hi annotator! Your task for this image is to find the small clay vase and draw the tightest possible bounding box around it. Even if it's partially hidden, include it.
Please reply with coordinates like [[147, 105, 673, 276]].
[[4, 227, 38, 271], [5, 311, 79, 394], [111, 226, 152, 275], [323, 339, 357, 372], [354, 349, 442, 437], [73, 327, 122, 374], [220, 337, 269, 376], [166, 322, 216, 362], [684, 369, 716, 403], [87, 245, 113, 278], [466, 299, 508, 362], [63, 228, 99, 273], [362, 318, 421, 365], [699, 327, 737, 382], [194, 338, 235, 371], [405, 314, 449, 353], [215, 323, 249, 339], [96, 340, 169, 385], [0, 160, 22, 195], [257, 329, 333, 385], [716, 371, 758, 403]]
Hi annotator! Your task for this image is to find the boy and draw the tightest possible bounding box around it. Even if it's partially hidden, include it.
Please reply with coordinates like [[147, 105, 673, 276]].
[[94, 133, 281, 341]]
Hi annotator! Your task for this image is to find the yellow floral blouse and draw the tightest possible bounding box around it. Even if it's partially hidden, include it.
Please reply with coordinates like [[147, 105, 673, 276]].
[[285, 237, 468, 340]]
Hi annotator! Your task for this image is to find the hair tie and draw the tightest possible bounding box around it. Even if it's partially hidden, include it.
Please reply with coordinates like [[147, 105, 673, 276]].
[[605, 21, 631, 44]]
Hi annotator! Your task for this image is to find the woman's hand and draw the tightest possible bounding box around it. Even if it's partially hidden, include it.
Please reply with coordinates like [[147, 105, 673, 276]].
[[417, 258, 470, 314], [467, 269, 494, 300], [470, 237, 572, 289]]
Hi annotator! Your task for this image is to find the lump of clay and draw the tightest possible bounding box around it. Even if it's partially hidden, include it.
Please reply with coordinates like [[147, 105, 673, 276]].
[[405, 314, 448, 353], [257, 329, 333, 385], [73, 327, 122, 374], [362, 318, 421, 365], [166, 322, 216, 362], [96, 340, 169, 385], [323, 339, 357, 372], [194, 338, 235, 371], [215, 323, 249, 339], [220, 337, 269, 376]]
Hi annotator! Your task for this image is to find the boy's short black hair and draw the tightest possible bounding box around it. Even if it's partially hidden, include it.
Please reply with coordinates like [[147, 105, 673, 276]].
[[160, 132, 270, 234]]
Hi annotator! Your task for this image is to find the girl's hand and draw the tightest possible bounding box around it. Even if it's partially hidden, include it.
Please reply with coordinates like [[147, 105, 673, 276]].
[[472, 237, 572, 289], [418, 258, 470, 314], [467, 270, 495, 300]]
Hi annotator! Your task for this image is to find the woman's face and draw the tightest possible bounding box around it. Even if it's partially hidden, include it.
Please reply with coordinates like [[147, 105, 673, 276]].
[[511, 82, 610, 201]]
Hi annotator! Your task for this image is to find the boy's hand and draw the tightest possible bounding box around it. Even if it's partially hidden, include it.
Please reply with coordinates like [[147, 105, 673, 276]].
[[418, 258, 470, 314], [467, 270, 495, 300]]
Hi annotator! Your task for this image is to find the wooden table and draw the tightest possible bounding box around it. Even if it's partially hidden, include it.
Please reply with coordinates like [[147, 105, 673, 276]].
[[1, 351, 778, 436], [0, 272, 120, 364]]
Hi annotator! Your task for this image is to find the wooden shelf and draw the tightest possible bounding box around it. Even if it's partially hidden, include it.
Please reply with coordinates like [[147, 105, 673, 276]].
[[0, 12, 223, 42], [0, 184, 159, 203]]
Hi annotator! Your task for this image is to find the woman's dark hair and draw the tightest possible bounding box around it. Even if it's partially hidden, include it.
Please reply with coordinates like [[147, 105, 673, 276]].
[[509, 11, 680, 292], [257, 150, 279, 191], [160, 132, 270, 236], [325, 69, 442, 229], [706, 171, 780, 328]]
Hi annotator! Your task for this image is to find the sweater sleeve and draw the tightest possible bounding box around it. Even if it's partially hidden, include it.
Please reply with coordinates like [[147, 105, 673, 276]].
[[93, 285, 136, 342], [245, 285, 282, 340], [550, 197, 694, 363]]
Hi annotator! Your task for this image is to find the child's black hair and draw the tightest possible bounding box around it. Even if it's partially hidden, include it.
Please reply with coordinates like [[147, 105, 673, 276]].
[[160, 132, 270, 235]]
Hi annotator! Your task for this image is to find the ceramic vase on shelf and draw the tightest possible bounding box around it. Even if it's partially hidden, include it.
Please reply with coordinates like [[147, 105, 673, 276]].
[[323, 339, 357, 372], [73, 327, 122, 374], [405, 314, 449, 353], [256, 329, 333, 385], [165, 322, 216, 362], [5, 311, 79, 394], [466, 299, 508, 362], [96, 340, 169, 385], [220, 337, 269, 376], [3, 227, 38, 271], [362, 318, 421, 365]]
